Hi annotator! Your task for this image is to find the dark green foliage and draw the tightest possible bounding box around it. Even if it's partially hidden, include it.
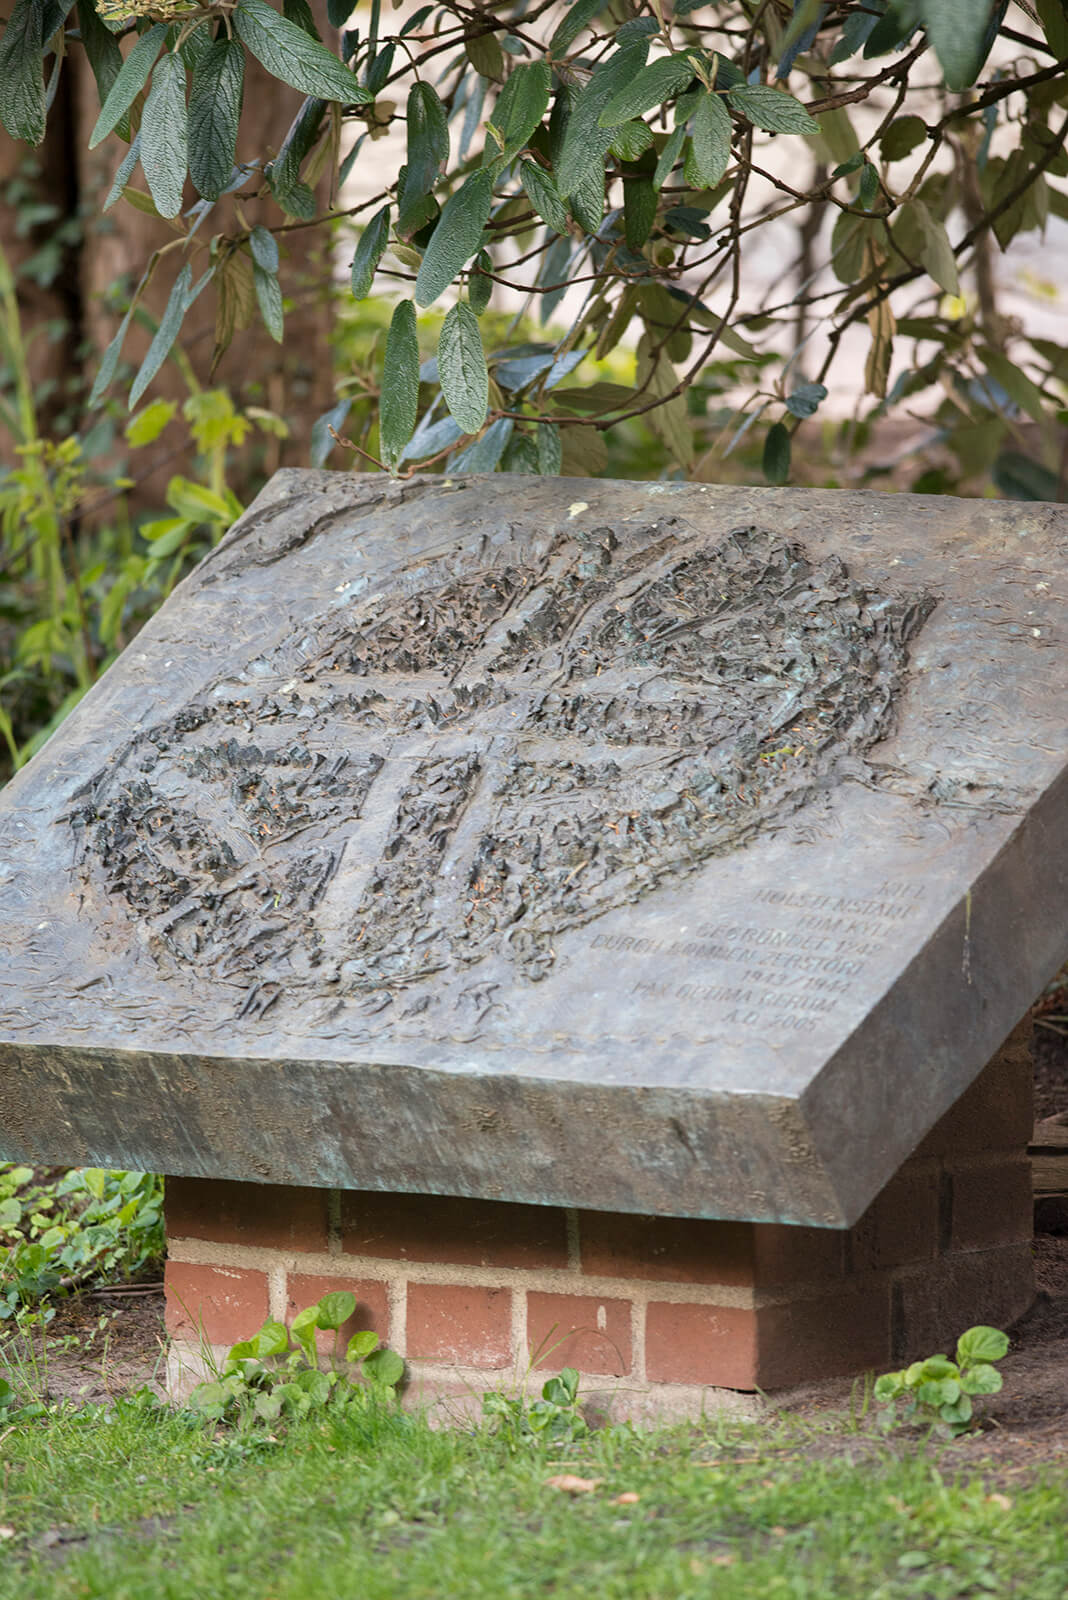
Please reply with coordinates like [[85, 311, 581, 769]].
[[189, 40, 246, 202], [0, 0, 1065, 490], [438, 303, 489, 435], [380, 299, 420, 467]]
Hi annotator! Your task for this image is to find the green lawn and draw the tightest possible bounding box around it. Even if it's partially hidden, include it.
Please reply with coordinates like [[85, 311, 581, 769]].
[[1, 1393, 1065, 1599]]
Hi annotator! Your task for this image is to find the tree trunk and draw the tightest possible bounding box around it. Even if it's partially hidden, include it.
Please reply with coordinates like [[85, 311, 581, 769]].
[[3, 13, 338, 498], [0, 76, 82, 465]]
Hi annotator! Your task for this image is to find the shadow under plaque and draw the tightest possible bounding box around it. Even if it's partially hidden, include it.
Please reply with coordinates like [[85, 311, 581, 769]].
[[1, 473, 1065, 1225]]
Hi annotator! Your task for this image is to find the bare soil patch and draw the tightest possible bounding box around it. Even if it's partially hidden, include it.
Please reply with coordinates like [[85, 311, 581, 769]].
[[14, 1284, 168, 1406]]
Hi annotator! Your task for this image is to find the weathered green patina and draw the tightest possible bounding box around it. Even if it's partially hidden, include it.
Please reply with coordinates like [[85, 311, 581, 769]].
[[0, 474, 1065, 1224]]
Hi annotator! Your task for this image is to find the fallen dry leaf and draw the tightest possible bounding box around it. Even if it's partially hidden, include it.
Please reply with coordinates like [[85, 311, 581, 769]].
[[545, 1474, 604, 1494], [987, 1493, 1013, 1511], [771, 1525, 787, 1537], [711, 1554, 735, 1567], [612, 1492, 641, 1505]]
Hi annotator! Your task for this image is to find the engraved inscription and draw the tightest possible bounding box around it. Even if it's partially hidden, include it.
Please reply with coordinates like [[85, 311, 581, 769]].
[[595, 880, 928, 1031], [70, 524, 933, 1006]]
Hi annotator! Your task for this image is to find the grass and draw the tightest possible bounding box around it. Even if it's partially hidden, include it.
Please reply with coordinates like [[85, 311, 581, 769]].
[[0, 1389, 1066, 1599]]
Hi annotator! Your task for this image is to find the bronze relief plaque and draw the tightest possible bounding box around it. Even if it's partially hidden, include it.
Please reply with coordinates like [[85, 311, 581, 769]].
[[1, 474, 1065, 1224]]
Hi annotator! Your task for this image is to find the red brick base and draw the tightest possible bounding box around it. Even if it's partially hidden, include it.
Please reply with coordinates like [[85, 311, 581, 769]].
[[164, 1022, 1035, 1416]]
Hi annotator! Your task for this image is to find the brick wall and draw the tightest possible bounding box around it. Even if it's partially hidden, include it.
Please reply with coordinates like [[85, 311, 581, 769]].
[[164, 1021, 1035, 1418]]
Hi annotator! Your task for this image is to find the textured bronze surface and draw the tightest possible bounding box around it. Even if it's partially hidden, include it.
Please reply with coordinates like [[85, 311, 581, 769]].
[[1, 473, 1066, 1224]]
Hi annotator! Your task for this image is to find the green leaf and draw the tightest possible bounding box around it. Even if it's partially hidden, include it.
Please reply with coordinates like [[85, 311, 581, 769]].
[[295, 1367, 331, 1403], [362, 1347, 404, 1387], [90, 282, 143, 407], [285, 0, 321, 37], [165, 475, 234, 522], [267, 93, 325, 217], [465, 32, 505, 83], [105, 135, 141, 211], [832, 152, 866, 179], [438, 302, 488, 435], [316, 1290, 357, 1330], [898, 198, 959, 296], [253, 263, 284, 342], [960, 1362, 1003, 1396], [351, 203, 390, 299], [817, 106, 861, 166], [717, 323, 761, 360], [76, 0, 127, 139], [830, 210, 880, 284], [610, 120, 654, 162], [179, 26, 212, 75], [415, 167, 494, 307], [125, 399, 177, 446], [785, 381, 827, 418], [366, 43, 395, 96], [520, 160, 568, 234], [252, 1319, 291, 1358], [289, 1305, 320, 1363], [955, 1325, 1010, 1366], [254, 1391, 283, 1421], [0, 0, 45, 145], [880, 115, 927, 163], [688, 92, 732, 187], [346, 1329, 379, 1361], [623, 171, 656, 250], [401, 80, 449, 229], [502, 432, 539, 474], [599, 53, 699, 128], [653, 124, 686, 190], [380, 298, 420, 469], [916, 1355, 957, 1380], [89, 24, 167, 149], [1037, 0, 1068, 57], [495, 61, 551, 158], [763, 421, 791, 484], [141, 53, 189, 221], [992, 450, 1059, 501], [980, 348, 1048, 423], [873, 1372, 906, 1402], [549, 0, 609, 55], [865, 2, 921, 59], [568, 160, 604, 234], [939, 1393, 973, 1426], [130, 262, 192, 407], [552, 380, 636, 413], [189, 1381, 232, 1417], [189, 38, 245, 202], [249, 224, 279, 274], [776, 0, 823, 71], [556, 40, 649, 197], [830, 9, 880, 64], [537, 421, 562, 475], [858, 161, 879, 210], [469, 249, 492, 314], [234, 0, 371, 104], [451, 415, 512, 472], [635, 335, 692, 465], [728, 84, 819, 134], [918, 1377, 961, 1408], [919, 0, 990, 91]]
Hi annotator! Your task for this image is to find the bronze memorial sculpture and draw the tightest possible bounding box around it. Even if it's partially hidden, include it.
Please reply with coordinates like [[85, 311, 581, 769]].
[[0, 474, 1064, 1401]]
